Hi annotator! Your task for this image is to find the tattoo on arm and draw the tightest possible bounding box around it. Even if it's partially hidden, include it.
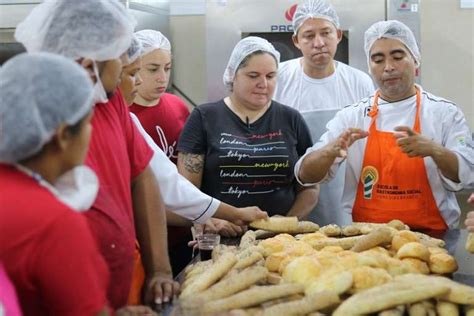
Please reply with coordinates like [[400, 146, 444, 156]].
[[182, 153, 205, 174]]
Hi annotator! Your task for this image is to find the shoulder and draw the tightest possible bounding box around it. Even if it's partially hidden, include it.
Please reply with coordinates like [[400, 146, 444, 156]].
[[342, 95, 373, 117], [194, 100, 225, 113], [336, 62, 372, 82], [421, 89, 458, 110], [278, 58, 300, 75]]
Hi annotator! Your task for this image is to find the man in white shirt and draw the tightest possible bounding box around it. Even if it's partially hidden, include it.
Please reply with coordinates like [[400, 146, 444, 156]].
[[295, 20, 474, 230], [273, 0, 374, 225]]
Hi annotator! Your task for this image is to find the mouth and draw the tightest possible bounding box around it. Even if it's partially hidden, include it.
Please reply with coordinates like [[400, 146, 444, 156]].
[[312, 52, 328, 57], [383, 77, 400, 84], [156, 87, 166, 93]]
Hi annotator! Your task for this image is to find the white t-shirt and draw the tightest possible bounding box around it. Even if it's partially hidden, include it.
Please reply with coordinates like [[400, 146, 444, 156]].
[[274, 58, 375, 226], [274, 59, 374, 112], [295, 87, 474, 228], [131, 113, 219, 224]]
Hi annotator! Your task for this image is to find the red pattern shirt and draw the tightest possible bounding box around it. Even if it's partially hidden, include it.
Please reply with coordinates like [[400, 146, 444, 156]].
[[85, 91, 153, 308], [130, 93, 189, 164]]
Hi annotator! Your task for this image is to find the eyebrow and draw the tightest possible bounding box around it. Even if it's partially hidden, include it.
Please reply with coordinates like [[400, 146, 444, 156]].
[[370, 49, 407, 59], [146, 62, 172, 67]]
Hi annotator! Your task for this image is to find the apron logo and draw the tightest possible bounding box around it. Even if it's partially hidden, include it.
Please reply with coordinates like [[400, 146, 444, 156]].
[[361, 166, 379, 199], [456, 136, 466, 146]]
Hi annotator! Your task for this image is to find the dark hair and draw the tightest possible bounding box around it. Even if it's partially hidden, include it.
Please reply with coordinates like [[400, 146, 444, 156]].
[[229, 50, 278, 91], [66, 111, 91, 136]]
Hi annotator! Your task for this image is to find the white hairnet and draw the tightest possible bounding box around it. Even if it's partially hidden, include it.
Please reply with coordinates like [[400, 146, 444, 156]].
[[126, 35, 143, 65], [134, 29, 171, 56], [364, 20, 421, 67], [0, 52, 94, 163], [15, 0, 136, 61], [293, 0, 340, 35], [223, 36, 280, 88]]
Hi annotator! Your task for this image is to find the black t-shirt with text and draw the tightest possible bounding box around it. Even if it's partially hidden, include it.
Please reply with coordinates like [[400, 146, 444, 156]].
[[178, 100, 313, 216]]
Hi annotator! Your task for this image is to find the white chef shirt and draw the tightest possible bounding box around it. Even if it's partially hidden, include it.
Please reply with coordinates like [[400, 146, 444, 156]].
[[295, 86, 474, 228]]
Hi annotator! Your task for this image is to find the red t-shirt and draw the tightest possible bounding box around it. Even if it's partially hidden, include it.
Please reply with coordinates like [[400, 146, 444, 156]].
[[129, 93, 189, 164], [85, 90, 153, 308], [0, 165, 109, 316]]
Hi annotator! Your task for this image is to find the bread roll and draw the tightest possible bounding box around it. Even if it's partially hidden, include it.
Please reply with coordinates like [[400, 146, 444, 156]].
[[466, 233, 474, 253], [401, 258, 430, 274], [396, 242, 430, 262], [282, 256, 322, 286], [350, 266, 392, 293], [391, 230, 419, 251], [429, 253, 458, 274]]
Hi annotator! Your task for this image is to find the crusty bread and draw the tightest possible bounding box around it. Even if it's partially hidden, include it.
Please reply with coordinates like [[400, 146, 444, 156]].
[[429, 252, 458, 274], [396, 242, 430, 262]]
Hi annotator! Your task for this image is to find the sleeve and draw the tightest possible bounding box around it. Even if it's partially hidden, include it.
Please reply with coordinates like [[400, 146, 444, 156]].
[[116, 91, 153, 179], [130, 113, 219, 223], [439, 104, 474, 190], [35, 213, 109, 316], [177, 107, 207, 154], [294, 108, 351, 186]]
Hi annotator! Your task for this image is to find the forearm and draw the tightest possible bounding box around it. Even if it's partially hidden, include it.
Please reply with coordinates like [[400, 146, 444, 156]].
[[299, 145, 338, 184], [431, 144, 460, 183], [132, 166, 171, 275], [213, 202, 240, 222], [286, 185, 319, 220]]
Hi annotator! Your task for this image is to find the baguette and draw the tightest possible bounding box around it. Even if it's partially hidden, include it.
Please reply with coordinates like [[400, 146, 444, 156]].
[[333, 275, 449, 315], [180, 252, 237, 298], [261, 291, 340, 316], [249, 217, 299, 233], [201, 283, 304, 314], [350, 227, 394, 252], [184, 266, 268, 305]]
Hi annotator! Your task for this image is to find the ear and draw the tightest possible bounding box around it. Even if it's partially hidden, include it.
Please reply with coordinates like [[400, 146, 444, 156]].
[[336, 29, 343, 44], [292, 34, 301, 50], [78, 58, 97, 83], [51, 123, 72, 152]]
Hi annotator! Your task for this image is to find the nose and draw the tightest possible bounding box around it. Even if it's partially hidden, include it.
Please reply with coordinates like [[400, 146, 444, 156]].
[[312, 34, 325, 48], [156, 68, 167, 83], [384, 60, 396, 72], [257, 76, 268, 89], [136, 73, 143, 86]]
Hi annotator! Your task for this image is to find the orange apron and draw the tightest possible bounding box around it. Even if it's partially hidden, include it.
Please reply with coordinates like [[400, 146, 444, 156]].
[[127, 240, 145, 305], [352, 88, 447, 231]]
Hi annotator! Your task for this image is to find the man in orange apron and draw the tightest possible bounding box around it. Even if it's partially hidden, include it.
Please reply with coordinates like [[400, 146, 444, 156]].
[[295, 20, 474, 230]]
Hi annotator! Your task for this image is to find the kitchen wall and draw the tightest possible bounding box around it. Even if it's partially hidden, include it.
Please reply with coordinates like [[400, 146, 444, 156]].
[[170, 0, 473, 129], [420, 0, 473, 129]]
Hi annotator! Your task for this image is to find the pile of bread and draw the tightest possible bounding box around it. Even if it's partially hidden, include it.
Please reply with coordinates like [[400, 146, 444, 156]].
[[178, 217, 474, 316]]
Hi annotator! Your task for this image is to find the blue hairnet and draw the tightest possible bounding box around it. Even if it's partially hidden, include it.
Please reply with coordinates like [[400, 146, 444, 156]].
[[293, 0, 340, 35], [15, 0, 136, 61], [134, 29, 171, 56], [0, 53, 94, 163], [223, 37, 280, 88], [364, 20, 421, 67]]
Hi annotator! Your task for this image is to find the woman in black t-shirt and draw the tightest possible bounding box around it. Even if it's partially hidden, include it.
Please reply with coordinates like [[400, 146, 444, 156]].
[[177, 37, 319, 235]]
